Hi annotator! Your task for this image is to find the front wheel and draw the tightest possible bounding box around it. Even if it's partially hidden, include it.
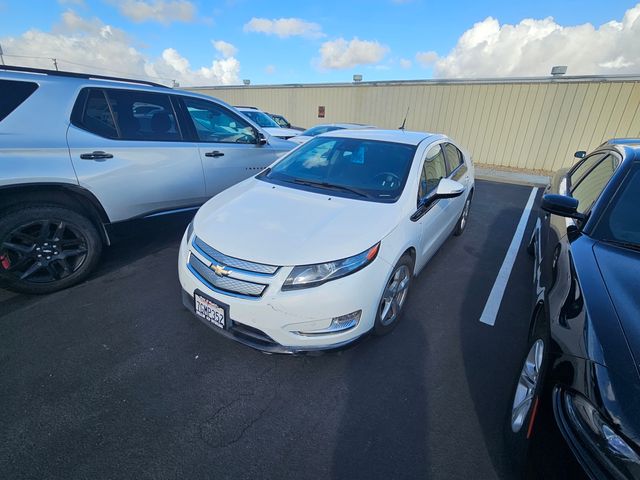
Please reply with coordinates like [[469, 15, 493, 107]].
[[374, 254, 413, 336], [503, 318, 549, 477], [0, 205, 103, 294]]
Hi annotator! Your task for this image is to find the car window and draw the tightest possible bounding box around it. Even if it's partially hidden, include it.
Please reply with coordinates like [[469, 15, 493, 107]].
[[571, 155, 618, 214], [104, 89, 181, 141], [0, 79, 38, 122], [594, 164, 640, 245], [242, 110, 280, 128], [80, 89, 118, 139], [569, 152, 607, 188], [262, 136, 416, 203], [418, 144, 447, 202], [183, 98, 256, 144], [443, 143, 464, 174]]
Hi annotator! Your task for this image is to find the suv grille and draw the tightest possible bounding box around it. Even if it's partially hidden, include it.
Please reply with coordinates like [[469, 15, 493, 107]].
[[193, 236, 279, 275], [188, 254, 267, 298]]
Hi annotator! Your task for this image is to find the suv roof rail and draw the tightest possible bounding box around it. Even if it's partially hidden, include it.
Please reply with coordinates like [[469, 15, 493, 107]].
[[0, 64, 169, 89], [234, 105, 258, 109]]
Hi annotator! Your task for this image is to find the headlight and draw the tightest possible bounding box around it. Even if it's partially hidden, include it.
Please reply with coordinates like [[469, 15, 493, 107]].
[[563, 390, 640, 478], [282, 243, 380, 291]]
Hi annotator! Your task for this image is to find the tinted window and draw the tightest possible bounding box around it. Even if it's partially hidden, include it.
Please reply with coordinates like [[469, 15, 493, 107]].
[[418, 145, 447, 201], [105, 89, 180, 141], [242, 110, 280, 128], [183, 97, 256, 144], [571, 155, 617, 214], [80, 89, 118, 139], [443, 143, 464, 174], [0, 80, 38, 122], [570, 152, 607, 188], [301, 125, 343, 137], [596, 165, 640, 245], [262, 136, 416, 203]]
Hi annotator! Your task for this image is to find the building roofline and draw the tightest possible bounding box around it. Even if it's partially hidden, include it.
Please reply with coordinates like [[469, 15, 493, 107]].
[[184, 73, 640, 91]]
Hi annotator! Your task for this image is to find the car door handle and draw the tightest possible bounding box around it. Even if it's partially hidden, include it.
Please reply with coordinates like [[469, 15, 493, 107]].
[[205, 151, 225, 158], [80, 151, 113, 160]]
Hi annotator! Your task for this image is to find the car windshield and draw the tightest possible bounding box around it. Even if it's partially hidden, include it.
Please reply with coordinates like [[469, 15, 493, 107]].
[[260, 136, 417, 203], [596, 164, 640, 248], [301, 125, 344, 137], [242, 110, 280, 128]]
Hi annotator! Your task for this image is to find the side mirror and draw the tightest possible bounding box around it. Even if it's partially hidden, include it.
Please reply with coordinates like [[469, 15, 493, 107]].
[[541, 194, 586, 220], [574, 150, 587, 159], [434, 178, 465, 199], [257, 131, 268, 146]]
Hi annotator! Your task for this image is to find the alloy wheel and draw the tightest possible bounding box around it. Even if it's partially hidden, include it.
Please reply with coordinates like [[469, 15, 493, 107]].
[[511, 339, 545, 432], [0, 220, 88, 284], [379, 264, 411, 326]]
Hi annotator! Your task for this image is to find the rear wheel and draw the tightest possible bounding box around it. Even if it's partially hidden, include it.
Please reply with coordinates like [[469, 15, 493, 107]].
[[453, 193, 472, 236], [0, 205, 102, 294]]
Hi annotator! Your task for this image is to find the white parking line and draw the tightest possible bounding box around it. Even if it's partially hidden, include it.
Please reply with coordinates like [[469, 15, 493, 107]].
[[479, 187, 538, 326]]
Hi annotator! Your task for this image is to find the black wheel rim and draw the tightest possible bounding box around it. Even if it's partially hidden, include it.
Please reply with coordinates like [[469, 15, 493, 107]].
[[0, 220, 88, 284]]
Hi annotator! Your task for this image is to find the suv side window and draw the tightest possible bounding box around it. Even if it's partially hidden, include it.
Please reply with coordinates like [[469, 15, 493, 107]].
[[104, 89, 181, 141], [571, 155, 618, 214], [80, 89, 118, 139], [0, 80, 39, 122], [418, 144, 447, 204], [181, 97, 257, 144], [443, 143, 464, 175]]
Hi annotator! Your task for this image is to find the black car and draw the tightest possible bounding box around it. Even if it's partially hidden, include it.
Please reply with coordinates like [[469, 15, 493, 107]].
[[506, 139, 640, 479]]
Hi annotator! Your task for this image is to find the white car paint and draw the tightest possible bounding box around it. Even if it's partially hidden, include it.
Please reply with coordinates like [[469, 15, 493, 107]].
[[179, 129, 475, 352], [262, 127, 304, 139]]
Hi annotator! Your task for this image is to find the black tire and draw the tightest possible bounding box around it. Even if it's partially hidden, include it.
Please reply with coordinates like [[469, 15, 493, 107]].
[[503, 309, 550, 478], [0, 205, 102, 294], [453, 193, 472, 236], [373, 254, 413, 336]]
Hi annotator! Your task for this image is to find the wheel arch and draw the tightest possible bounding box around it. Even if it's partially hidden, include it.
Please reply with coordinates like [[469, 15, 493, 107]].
[[0, 183, 111, 244]]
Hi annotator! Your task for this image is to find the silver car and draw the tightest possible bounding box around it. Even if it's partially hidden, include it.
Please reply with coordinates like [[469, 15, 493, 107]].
[[0, 65, 294, 294]]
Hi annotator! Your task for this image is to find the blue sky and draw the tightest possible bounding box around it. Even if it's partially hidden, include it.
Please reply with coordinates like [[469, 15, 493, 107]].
[[1, 0, 639, 85]]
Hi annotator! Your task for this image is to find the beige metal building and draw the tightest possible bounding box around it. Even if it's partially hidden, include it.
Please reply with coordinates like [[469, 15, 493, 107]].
[[187, 75, 640, 174]]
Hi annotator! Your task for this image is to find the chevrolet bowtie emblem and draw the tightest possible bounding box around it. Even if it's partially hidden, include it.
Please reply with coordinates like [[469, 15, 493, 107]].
[[211, 264, 231, 277]]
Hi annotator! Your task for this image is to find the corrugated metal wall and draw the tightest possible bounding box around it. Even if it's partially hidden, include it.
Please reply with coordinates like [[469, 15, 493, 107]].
[[187, 77, 640, 174]]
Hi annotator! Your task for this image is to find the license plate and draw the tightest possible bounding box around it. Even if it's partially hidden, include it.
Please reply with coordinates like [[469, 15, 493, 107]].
[[194, 292, 225, 329]]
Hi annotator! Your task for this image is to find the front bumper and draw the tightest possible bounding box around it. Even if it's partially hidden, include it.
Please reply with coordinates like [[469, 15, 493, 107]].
[[178, 230, 392, 353]]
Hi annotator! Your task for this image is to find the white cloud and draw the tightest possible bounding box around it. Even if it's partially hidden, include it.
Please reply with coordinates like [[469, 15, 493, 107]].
[[243, 17, 324, 39], [415, 50, 437, 67], [1, 11, 239, 86], [112, 0, 196, 24], [265, 64, 276, 74], [425, 3, 640, 77], [212, 40, 237, 58], [399, 58, 412, 69], [318, 37, 389, 69]]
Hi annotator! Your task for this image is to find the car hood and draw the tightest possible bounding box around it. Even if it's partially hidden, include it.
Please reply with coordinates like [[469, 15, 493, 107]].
[[264, 127, 301, 138], [193, 178, 400, 266], [593, 242, 640, 375]]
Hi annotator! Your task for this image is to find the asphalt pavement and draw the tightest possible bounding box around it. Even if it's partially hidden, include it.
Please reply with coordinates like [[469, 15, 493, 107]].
[[0, 180, 587, 480]]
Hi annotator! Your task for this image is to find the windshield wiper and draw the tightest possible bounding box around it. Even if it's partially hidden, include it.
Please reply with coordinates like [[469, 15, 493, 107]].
[[602, 239, 640, 252], [292, 178, 371, 198]]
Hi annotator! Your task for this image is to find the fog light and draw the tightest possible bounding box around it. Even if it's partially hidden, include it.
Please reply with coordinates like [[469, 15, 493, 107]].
[[296, 310, 361, 335]]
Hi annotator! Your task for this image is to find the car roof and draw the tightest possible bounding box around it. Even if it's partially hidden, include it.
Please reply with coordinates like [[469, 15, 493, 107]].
[[320, 129, 440, 146], [311, 123, 375, 129]]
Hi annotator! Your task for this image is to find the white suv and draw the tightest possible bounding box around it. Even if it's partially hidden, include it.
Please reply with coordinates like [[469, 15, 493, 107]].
[[0, 66, 294, 294]]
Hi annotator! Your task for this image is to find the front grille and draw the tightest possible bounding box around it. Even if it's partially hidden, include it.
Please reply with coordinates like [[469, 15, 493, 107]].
[[193, 236, 279, 275], [189, 254, 267, 298]]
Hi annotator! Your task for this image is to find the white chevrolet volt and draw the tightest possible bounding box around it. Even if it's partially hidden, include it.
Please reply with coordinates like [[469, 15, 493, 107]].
[[178, 130, 474, 353]]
